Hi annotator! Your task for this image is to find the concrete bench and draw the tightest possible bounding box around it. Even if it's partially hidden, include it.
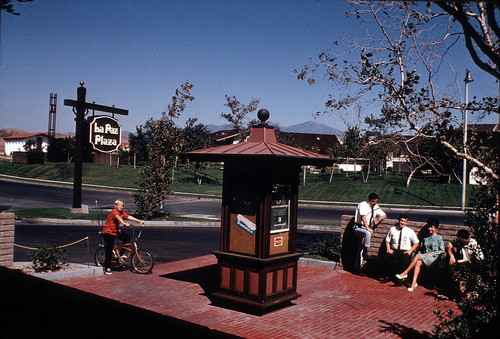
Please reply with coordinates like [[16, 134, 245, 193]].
[[340, 214, 469, 273]]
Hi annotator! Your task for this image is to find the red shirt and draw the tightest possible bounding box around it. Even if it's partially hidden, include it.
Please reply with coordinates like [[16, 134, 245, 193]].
[[102, 208, 129, 235]]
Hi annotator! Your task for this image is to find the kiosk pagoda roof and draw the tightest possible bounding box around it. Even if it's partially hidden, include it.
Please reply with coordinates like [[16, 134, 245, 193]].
[[185, 110, 333, 167]]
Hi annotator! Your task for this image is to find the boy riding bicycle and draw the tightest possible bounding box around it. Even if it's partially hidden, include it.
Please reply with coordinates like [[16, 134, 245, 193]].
[[102, 199, 144, 275]]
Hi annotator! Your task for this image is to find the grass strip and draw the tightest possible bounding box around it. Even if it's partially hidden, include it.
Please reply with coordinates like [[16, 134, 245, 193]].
[[9, 208, 219, 222]]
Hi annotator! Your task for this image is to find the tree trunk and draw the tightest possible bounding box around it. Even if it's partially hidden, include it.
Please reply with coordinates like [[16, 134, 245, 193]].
[[361, 159, 371, 183], [406, 168, 417, 187], [406, 163, 425, 187]]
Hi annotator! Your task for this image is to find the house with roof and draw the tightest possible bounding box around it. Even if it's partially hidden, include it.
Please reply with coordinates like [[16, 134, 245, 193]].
[[3, 133, 51, 156], [277, 131, 340, 156]]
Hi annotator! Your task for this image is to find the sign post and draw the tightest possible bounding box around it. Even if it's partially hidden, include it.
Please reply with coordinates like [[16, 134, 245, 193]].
[[64, 82, 128, 209]]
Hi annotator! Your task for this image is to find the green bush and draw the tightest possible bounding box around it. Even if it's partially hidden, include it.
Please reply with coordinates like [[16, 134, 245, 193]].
[[27, 245, 67, 272], [433, 185, 498, 338], [26, 150, 45, 164], [313, 235, 341, 261]]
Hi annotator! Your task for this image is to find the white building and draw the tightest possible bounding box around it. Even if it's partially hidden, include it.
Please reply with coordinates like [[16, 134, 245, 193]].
[[3, 133, 51, 155], [338, 163, 363, 172]]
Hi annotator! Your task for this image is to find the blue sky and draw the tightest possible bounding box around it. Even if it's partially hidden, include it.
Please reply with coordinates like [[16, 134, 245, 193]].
[[1, 0, 498, 135]]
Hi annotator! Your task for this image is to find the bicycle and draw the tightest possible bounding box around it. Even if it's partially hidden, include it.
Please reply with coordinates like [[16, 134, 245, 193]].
[[94, 225, 154, 274]]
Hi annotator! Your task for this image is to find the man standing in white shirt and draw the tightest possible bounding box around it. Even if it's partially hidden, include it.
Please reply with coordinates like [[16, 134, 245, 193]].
[[352, 192, 387, 273], [380, 214, 419, 283]]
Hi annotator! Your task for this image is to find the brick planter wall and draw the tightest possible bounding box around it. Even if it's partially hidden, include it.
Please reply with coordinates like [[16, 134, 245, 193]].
[[0, 213, 15, 267]]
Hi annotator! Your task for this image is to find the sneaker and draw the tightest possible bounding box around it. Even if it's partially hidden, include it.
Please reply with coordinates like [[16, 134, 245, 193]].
[[120, 255, 127, 260], [104, 267, 112, 275]]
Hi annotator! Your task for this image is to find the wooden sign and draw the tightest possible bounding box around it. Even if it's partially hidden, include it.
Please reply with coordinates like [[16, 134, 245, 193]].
[[89, 116, 121, 153]]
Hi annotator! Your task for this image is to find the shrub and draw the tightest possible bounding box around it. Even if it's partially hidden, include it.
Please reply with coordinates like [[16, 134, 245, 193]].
[[313, 235, 341, 261], [27, 245, 67, 272], [433, 185, 498, 338], [26, 150, 45, 164]]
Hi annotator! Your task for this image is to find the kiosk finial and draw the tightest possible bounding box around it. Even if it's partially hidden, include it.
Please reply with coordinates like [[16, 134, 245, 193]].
[[257, 109, 269, 123]]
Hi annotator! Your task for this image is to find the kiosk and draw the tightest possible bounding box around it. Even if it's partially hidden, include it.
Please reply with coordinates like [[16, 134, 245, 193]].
[[185, 109, 332, 310]]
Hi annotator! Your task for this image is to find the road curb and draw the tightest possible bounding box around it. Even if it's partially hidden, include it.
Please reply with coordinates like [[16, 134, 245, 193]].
[[13, 262, 103, 281], [18, 217, 222, 227], [299, 257, 340, 270], [18, 217, 341, 231]]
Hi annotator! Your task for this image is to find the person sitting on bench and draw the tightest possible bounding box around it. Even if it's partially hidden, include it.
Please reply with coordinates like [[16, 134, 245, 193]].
[[380, 214, 419, 284], [396, 217, 444, 291]]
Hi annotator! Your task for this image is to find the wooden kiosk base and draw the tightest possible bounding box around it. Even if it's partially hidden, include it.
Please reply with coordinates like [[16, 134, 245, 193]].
[[211, 251, 302, 311]]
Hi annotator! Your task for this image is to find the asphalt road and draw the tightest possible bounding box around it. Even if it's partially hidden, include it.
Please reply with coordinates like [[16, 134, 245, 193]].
[[0, 177, 465, 225], [13, 223, 332, 265]]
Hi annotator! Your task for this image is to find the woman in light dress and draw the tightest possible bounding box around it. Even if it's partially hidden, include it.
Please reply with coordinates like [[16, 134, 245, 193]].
[[396, 217, 444, 291]]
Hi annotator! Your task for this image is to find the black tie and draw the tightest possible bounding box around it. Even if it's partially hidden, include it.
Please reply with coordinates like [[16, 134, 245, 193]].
[[397, 228, 402, 250]]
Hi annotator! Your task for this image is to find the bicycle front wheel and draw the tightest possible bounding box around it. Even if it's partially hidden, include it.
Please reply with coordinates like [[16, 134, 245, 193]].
[[131, 249, 154, 274], [94, 247, 106, 267]]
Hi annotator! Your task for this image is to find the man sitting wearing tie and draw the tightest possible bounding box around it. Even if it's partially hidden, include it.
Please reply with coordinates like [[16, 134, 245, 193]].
[[380, 213, 419, 283]]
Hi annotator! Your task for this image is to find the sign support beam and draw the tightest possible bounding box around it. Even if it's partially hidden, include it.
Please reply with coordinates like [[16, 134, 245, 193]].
[[64, 82, 128, 208]]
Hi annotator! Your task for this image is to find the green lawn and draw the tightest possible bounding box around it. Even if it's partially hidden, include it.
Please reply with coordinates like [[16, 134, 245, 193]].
[[12, 207, 105, 220], [299, 171, 463, 207], [0, 159, 469, 208]]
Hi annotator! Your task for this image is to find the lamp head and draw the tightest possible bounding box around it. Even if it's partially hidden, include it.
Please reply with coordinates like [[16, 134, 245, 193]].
[[464, 70, 473, 83]]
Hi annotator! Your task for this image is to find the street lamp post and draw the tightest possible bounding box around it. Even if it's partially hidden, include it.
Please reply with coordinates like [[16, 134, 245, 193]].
[[462, 70, 473, 211]]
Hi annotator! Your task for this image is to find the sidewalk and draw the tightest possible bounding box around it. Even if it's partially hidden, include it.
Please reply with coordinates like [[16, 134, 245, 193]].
[[1, 255, 458, 338], [16, 216, 341, 233]]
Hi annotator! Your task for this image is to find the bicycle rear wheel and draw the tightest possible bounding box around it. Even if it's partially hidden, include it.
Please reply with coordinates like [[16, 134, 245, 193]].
[[131, 249, 154, 274], [94, 247, 106, 267]]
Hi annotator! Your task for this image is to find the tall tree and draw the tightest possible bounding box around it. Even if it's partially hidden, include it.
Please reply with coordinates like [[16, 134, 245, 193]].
[[340, 125, 365, 165], [47, 136, 75, 163], [296, 1, 498, 181], [180, 118, 212, 153], [296, 1, 499, 335], [435, 1, 500, 80], [220, 95, 260, 140], [133, 82, 194, 218], [180, 118, 213, 185], [128, 118, 155, 166]]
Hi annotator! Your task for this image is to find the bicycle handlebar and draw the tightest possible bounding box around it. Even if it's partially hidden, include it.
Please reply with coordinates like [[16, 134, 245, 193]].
[[129, 223, 144, 240], [98, 223, 145, 240]]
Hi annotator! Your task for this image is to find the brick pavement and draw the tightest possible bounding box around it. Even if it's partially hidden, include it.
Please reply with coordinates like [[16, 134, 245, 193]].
[[60, 255, 458, 338]]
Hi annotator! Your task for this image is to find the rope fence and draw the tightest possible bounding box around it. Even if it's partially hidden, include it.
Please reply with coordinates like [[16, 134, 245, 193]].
[[14, 236, 92, 267], [13, 236, 89, 251]]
